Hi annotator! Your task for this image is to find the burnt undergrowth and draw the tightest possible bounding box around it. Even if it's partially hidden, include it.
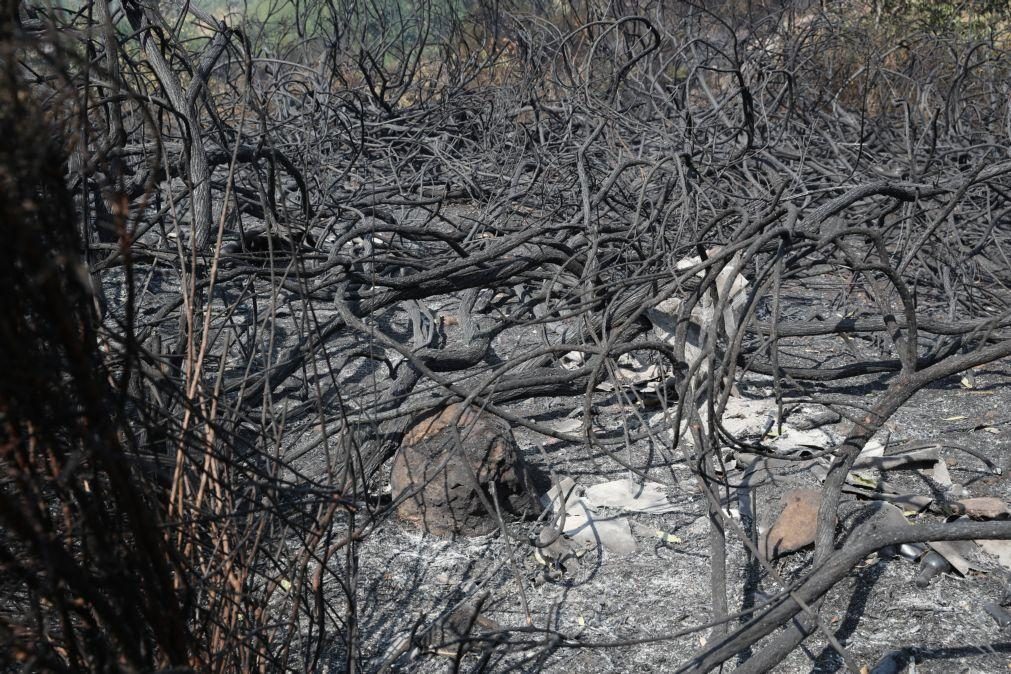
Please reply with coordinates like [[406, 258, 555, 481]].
[[3, 0, 1011, 671]]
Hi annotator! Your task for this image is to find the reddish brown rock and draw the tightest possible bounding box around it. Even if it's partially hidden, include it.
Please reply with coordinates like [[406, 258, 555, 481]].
[[391, 404, 543, 536], [759, 488, 830, 561], [948, 497, 1010, 520]]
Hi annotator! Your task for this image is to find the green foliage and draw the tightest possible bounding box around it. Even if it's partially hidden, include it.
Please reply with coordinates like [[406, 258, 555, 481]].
[[878, 0, 1011, 36]]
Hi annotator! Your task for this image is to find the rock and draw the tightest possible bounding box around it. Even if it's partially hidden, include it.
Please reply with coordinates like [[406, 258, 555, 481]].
[[391, 403, 543, 536], [758, 488, 827, 560], [946, 497, 1010, 520]]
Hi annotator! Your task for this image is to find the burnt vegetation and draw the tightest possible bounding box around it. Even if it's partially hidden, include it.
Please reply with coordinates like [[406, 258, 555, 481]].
[[3, 0, 1011, 671]]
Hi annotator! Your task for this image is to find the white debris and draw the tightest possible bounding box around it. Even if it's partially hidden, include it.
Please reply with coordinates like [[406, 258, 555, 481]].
[[719, 397, 777, 437], [977, 539, 1011, 569], [561, 498, 638, 556], [542, 477, 638, 556], [583, 478, 678, 514], [648, 250, 749, 373]]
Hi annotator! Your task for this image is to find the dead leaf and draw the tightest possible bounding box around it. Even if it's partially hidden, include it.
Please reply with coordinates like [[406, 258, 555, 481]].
[[546, 417, 585, 434], [656, 530, 682, 544], [932, 459, 953, 487], [875, 502, 912, 528], [608, 361, 661, 388], [561, 351, 585, 370], [847, 472, 878, 489], [770, 426, 834, 454], [713, 458, 738, 475], [859, 439, 886, 458]]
